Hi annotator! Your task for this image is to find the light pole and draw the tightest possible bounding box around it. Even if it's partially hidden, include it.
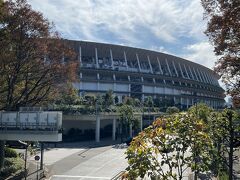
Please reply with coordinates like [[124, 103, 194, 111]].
[[22, 141, 28, 180]]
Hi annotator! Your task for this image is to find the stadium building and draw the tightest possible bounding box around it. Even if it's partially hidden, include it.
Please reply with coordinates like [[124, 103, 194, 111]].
[[68, 40, 225, 109]]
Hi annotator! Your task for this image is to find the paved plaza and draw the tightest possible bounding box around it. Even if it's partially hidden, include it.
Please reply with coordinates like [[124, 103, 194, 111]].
[[29, 141, 128, 180], [27, 141, 240, 180]]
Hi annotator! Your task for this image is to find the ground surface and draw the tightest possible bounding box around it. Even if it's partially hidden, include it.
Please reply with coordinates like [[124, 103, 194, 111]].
[[28, 140, 128, 180], [25, 142, 240, 180]]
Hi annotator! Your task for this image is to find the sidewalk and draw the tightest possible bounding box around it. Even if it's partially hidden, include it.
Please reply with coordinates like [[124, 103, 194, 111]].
[[23, 138, 123, 179], [23, 160, 45, 180]]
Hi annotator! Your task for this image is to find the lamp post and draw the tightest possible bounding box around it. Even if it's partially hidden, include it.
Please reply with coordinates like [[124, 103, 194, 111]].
[[21, 141, 28, 180]]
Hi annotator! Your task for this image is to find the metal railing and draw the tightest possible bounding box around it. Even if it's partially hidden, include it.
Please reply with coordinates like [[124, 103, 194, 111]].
[[0, 122, 60, 132]]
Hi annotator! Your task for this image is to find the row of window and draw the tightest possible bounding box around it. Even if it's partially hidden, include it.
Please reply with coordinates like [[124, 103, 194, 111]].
[[80, 72, 220, 93], [80, 55, 219, 86]]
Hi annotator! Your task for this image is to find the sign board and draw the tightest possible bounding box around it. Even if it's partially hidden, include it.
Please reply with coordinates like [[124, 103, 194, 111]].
[[35, 155, 40, 161]]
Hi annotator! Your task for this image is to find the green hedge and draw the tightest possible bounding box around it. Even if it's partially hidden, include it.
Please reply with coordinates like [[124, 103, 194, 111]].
[[4, 147, 18, 158], [0, 158, 24, 179]]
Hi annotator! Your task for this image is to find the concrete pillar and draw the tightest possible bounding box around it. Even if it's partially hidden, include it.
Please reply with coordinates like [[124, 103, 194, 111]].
[[110, 49, 114, 69], [157, 57, 163, 75], [112, 118, 116, 141], [147, 56, 153, 73], [124, 51, 128, 70], [79, 46, 82, 65], [165, 58, 172, 76], [172, 61, 178, 77], [180, 97, 183, 109], [95, 48, 99, 68], [95, 116, 100, 142], [129, 123, 133, 138], [136, 53, 141, 72]]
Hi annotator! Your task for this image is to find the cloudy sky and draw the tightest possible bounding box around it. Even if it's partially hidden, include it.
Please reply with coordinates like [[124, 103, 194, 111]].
[[28, 0, 218, 69]]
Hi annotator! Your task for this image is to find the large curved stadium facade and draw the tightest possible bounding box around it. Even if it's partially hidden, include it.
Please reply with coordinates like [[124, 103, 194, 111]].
[[68, 40, 225, 109]]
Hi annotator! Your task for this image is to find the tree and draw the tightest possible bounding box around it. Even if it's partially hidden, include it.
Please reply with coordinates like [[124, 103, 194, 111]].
[[188, 103, 213, 122], [118, 104, 137, 142], [125, 112, 213, 180], [166, 106, 180, 114], [201, 0, 240, 108], [55, 83, 81, 105], [114, 96, 119, 104], [144, 96, 154, 107], [103, 90, 114, 109], [0, 0, 77, 169], [208, 109, 240, 179]]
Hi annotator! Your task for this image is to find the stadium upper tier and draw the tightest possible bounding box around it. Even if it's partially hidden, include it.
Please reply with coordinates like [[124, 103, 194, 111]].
[[66, 40, 225, 109]]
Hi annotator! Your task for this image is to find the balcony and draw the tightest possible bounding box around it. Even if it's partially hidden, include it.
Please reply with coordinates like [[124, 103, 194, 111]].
[[0, 111, 62, 142]]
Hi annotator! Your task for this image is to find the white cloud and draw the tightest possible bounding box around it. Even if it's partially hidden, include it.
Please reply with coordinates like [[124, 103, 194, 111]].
[[150, 46, 171, 54], [27, 0, 220, 72], [28, 0, 207, 44], [182, 41, 218, 69]]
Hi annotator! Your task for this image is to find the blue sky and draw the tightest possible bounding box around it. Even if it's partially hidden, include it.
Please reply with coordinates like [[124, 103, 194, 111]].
[[28, 0, 218, 69]]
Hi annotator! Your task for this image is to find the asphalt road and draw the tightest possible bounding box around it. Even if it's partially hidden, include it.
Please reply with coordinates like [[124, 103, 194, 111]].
[[29, 141, 128, 180]]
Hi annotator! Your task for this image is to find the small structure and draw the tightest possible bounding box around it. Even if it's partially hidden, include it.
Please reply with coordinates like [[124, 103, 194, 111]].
[[0, 108, 62, 142]]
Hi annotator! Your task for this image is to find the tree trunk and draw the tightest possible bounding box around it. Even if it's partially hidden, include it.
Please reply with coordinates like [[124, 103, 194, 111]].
[[0, 140, 5, 170]]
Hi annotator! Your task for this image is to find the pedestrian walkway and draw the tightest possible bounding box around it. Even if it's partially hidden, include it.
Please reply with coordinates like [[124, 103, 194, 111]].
[[25, 138, 125, 179]]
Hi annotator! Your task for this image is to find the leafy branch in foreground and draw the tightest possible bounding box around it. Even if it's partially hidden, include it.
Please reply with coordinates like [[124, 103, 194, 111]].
[[125, 112, 213, 180]]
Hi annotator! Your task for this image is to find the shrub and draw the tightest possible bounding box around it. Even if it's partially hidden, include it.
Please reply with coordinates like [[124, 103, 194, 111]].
[[166, 106, 180, 114], [4, 147, 18, 158], [0, 158, 24, 179]]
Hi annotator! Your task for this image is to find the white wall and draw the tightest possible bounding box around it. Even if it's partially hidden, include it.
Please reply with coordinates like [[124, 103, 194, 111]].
[[115, 84, 129, 92], [143, 86, 154, 93], [99, 83, 113, 91], [81, 82, 98, 90]]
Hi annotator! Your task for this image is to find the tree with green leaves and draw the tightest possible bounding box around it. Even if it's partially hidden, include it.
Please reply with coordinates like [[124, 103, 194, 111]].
[[55, 83, 81, 105], [118, 104, 138, 142], [201, 0, 240, 108], [103, 90, 114, 109], [188, 103, 213, 122], [125, 112, 214, 180], [0, 0, 77, 170], [166, 106, 180, 114], [209, 109, 240, 179]]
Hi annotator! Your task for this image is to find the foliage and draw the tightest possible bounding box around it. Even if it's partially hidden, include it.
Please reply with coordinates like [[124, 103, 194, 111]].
[[123, 96, 135, 106], [103, 90, 114, 108], [154, 97, 175, 109], [0, 0, 77, 111], [119, 105, 134, 126], [201, 0, 240, 108], [208, 109, 240, 179], [144, 96, 154, 107], [0, 157, 24, 179], [114, 96, 119, 104], [0, 0, 77, 170], [166, 106, 180, 114], [118, 104, 139, 142], [4, 148, 18, 158], [125, 112, 214, 180], [188, 103, 213, 122], [55, 83, 81, 105]]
